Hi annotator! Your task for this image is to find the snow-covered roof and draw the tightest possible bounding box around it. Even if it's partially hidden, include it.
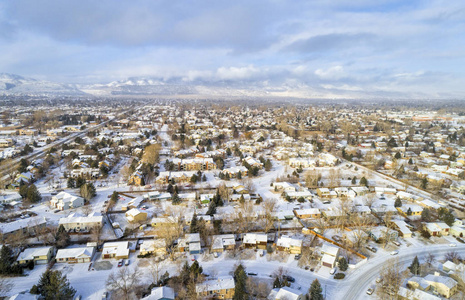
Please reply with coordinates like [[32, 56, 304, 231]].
[[196, 276, 235, 293], [142, 286, 175, 300], [16, 246, 52, 262], [56, 246, 95, 260], [0, 216, 47, 234]]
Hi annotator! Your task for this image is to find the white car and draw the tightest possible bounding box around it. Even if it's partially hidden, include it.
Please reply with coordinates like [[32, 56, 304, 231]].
[[390, 250, 399, 255], [449, 243, 457, 247], [330, 267, 337, 275], [366, 288, 374, 295]]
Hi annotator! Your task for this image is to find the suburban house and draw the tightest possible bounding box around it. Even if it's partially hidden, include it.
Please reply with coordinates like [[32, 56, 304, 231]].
[[196, 276, 235, 299], [286, 191, 312, 201], [243, 233, 268, 250], [128, 171, 145, 186], [275, 236, 302, 254], [55, 246, 95, 263], [320, 244, 339, 268], [450, 225, 465, 237], [142, 286, 175, 300], [392, 220, 413, 238], [316, 188, 337, 198], [140, 239, 167, 256], [293, 208, 321, 219], [424, 274, 458, 298], [268, 287, 305, 300], [211, 234, 236, 253], [58, 213, 103, 232], [171, 158, 217, 171], [0, 192, 21, 204], [102, 241, 131, 259], [368, 226, 399, 242], [425, 223, 442, 236], [0, 216, 47, 238], [125, 208, 148, 223], [50, 192, 85, 211], [177, 233, 201, 254], [16, 246, 54, 265], [221, 166, 248, 178]]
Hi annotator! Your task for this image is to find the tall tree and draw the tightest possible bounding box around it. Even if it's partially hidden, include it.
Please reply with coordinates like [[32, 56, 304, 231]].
[[190, 212, 199, 233], [309, 279, 323, 300], [409, 256, 420, 275], [32, 270, 76, 300], [233, 264, 248, 300], [106, 267, 139, 300]]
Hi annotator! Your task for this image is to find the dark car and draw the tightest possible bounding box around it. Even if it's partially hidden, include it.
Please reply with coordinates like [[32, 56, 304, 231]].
[[284, 275, 295, 283], [118, 259, 124, 267]]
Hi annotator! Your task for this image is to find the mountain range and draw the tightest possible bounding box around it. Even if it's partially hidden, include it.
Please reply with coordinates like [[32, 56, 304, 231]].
[[0, 72, 438, 100]]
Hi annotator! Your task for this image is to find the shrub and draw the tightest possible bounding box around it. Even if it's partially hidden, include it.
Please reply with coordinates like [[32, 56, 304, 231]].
[[334, 273, 345, 280]]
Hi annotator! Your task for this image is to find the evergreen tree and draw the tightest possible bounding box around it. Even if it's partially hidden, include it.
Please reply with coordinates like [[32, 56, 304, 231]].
[[421, 208, 431, 222], [360, 177, 368, 186], [309, 279, 323, 300], [233, 264, 248, 300], [26, 184, 42, 203], [420, 177, 428, 189], [55, 224, 70, 249], [67, 177, 75, 189], [409, 256, 420, 275], [75, 177, 86, 188], [264, 159, 272, 171], [407, 207, 412, 216], [351, 177, 356, 184], [339, 257, 348, 271], [394, 152, 401, 159], [207, 201, 217, 216], [190, 212, 199, 233], [0, 245, 15, 274], [408, 158, 413, 164], [394, 197, 402, 208], [33, 269, 76, 300], [171, 192, 181, 205]]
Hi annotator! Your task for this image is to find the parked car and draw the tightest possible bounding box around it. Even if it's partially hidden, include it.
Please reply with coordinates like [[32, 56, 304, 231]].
[[376, 277, 382, 283], [248, 272, 258, 276], [449, 243, 457, 247], [330, 268, 337, 275], [332, 235, 342, 242], [366, 288, 374, 295], [284, 275, 295, 283], [118, 259, 124, 267], [390, 250, 399, 256], [366, 245, 377, 253], [392, 241, 401, 246], [259, 250, 266, 257], [125, 259, 130, 266], [294, 254, 301, 260], [101, 292, 108, 299]]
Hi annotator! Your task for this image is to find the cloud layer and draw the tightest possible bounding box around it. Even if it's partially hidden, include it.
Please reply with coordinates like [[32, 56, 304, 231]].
[[0, 0, 464, 98]]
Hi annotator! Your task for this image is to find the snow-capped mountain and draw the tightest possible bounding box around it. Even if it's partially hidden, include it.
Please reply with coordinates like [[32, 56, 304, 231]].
[[0, 73, 86, 96]]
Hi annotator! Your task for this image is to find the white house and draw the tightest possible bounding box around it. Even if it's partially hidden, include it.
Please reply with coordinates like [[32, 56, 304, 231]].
[[50, 192, 85, 211], [55, 246, 95, 263]]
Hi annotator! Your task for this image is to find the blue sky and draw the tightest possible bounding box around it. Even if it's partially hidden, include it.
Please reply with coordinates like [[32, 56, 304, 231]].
[[0, 0, 464, 97]]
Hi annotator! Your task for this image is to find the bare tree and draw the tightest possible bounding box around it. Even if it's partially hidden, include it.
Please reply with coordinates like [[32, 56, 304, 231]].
[[106, 267, 140, 300], [328, 168, 341, 187], [261, 198, 277, 233], [91, 225, 103, 245], [120, 165, 132, 182], [147, 256, 163, 284], [142, 144, 161, 165], [445, 251, 462, 264], [376, 258, 409, 300]]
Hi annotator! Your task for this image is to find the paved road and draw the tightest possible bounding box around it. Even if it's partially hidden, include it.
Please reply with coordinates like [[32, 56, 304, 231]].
[[341, 243, 465, 300]]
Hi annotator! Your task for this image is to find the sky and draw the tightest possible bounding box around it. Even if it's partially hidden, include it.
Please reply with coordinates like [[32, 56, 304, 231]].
[[0, 0, 465, 98]]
